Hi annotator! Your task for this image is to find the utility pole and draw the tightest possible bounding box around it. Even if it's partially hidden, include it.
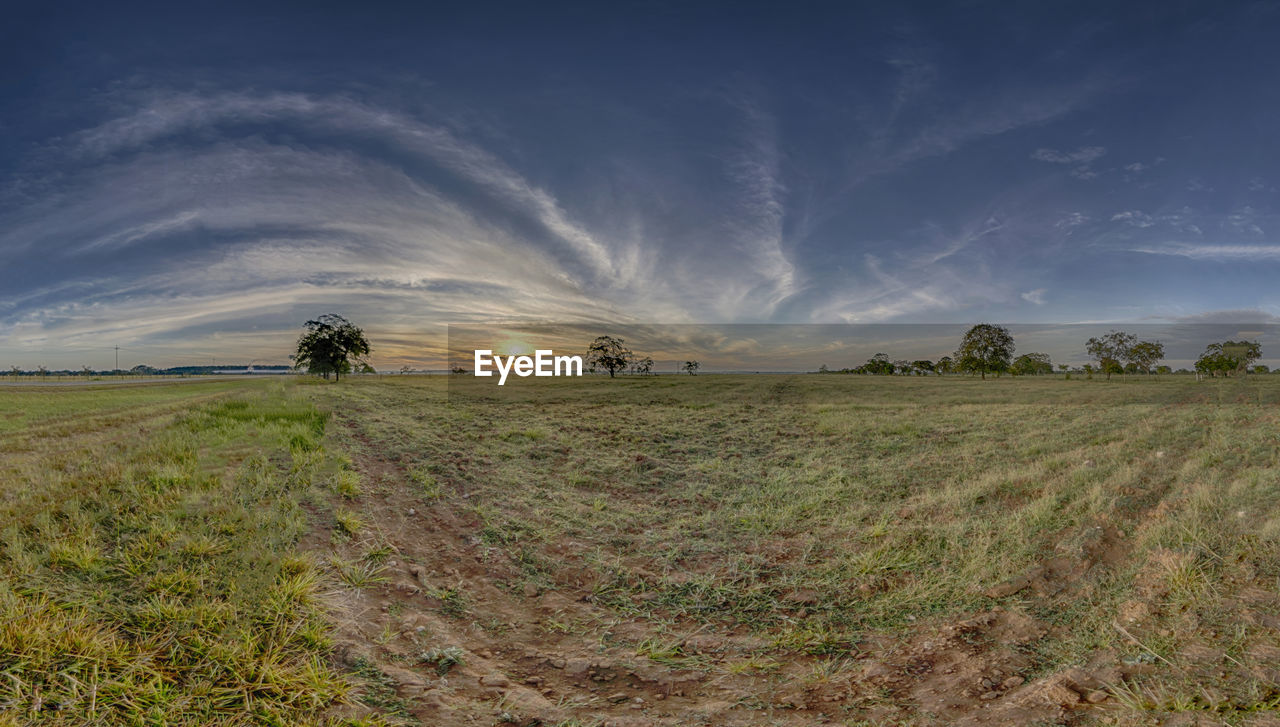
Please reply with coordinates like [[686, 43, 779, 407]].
[[115, 346, 119, 373]]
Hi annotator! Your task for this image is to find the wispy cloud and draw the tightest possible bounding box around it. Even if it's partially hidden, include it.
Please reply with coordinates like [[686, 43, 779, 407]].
[[1032, 146, 1106, 180], [1129, 244, 1280, 260], [1030, 146, 1106, 164], [1021, 288, 1047, 305], [1112, 209, 1155, 227]]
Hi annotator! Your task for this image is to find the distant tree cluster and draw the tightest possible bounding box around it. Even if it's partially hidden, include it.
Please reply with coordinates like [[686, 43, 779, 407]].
[[818, 324, 1044, 379], [812, 324, 1268, 382], [1085, 330, 1166, 379]]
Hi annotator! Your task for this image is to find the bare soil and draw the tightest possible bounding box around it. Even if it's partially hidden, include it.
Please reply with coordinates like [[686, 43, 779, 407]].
[[307, 415, 1163, 727]]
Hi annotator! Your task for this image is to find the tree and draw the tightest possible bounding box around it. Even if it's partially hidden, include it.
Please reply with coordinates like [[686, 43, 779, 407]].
[[863, 353, 895, 375], [1254, 364, 1271, 375], [911, 359, 935, 376], [634, 356, 654, 375], [936, 356, 954, 375], [1085, 330, 1137, 381], [682, 360, 701, 375], [1196, 340, 1261, 378], [954, 324, 1014, 379], [586, 335, 632, 378], [1127, 340, 1165, 376], [293, 314, 371, 382], [1011, 352, 1053, 376], [1155, 365, 1172, 376], [400, 365, 412, 375]]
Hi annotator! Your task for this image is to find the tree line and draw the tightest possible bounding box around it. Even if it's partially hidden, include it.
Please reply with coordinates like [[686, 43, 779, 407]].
[[814, 324, 1267, 380]]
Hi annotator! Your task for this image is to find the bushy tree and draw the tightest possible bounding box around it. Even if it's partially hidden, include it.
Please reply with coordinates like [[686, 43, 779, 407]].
[[586, 335, 632, 378], [293, 314, 371, 382], [954, 324, 1014, 379], [862, 353, 895, 375], [1128, 340, 1165, 375], [634, 356, 655, 375], [1085, 330, 1136, 381], [1196, 340, 1262, 378], [681, 360, 701, 375], [1011, 352, 1053, 376], [936, 356, 954, 375]]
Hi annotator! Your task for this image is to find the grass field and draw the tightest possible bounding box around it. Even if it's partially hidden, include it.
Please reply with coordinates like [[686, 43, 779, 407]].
[[2, 375, 1279, 725]]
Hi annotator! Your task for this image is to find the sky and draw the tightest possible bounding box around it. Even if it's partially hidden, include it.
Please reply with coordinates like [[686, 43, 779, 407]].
[[4, 1, 1280, 370]]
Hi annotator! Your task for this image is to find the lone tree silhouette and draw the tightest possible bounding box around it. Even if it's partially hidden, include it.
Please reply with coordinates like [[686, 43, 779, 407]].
[[293, 314, 371, 382], [585, 335, 632, 378]]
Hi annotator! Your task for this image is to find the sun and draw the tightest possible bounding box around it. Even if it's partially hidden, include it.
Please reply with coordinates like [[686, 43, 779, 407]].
[[495, 336, 535, 357]]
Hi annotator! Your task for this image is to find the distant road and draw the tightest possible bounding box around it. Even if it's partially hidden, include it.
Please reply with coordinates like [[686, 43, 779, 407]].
[[0, 375, 290, 388]]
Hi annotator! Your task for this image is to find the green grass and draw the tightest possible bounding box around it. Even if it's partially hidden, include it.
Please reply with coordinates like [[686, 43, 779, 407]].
[[0, 380, 386, 725], [6, 373, 1280, 723]]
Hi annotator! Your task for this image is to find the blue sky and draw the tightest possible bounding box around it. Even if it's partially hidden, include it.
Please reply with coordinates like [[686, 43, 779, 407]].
[[3, 1, 1280, 369]]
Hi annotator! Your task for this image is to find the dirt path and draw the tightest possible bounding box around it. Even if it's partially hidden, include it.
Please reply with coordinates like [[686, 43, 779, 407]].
[[307, 410, 1149, 726]]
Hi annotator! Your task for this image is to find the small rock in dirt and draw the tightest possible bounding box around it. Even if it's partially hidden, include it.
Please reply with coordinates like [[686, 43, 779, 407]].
[[408, 508, 416, 515], [564, 658, 593, 676], [381, 665, 428, 696], [980, 691, 1000, 701], [1002, 676, 1025, 689], [479, 673, 510, 687], [984, 575, 1032, 598], [1085, 690, 1109, 704], [784, 589, 820, 606], [524, 676, 543, 686], [606, 691, 630, 702], [683, 634, 726, 654], [549, 657, 566, 669], [394, 579, 421, 595], [861, 661, 894, 681], [523, 583, 540, 598]]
